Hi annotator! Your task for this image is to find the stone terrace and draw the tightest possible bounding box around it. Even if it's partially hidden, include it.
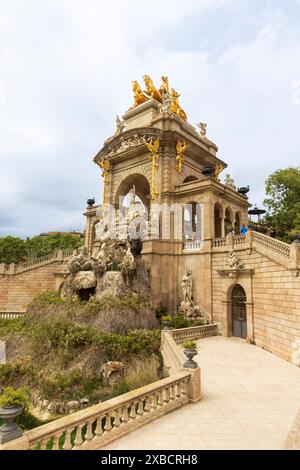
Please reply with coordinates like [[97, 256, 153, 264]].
[[106, 336, 300, 450]]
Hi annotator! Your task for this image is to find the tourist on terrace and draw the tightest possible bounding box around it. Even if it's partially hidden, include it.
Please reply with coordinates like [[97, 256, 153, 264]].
[[240, 224, 248, 235]]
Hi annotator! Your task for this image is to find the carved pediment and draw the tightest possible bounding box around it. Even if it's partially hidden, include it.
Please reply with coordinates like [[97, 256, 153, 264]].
[[94, 127, 162, 163]]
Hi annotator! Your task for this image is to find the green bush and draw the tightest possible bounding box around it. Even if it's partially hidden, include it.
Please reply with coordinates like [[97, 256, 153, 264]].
[[168, 315, 206, 329], [182, 341, 197, 350], [37, 369, 101, 401], [0, 386, 30, 408], [155, 304, 168, 320]]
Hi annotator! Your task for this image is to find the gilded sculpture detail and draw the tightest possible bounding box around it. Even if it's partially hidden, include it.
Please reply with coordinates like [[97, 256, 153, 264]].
[[99, 158, 110, 204], [145, 137, 160, 200], [214, 164, 225, 183], [131, 75, 187, 121], [176, 140, 189, 174]]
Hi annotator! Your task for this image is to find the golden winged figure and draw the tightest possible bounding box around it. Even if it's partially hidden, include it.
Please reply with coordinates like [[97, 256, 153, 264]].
[[99, 158, 110, 174], [176, 140, 188, 156], [145, 137, 160, 155], [214, 164, 224, 182]]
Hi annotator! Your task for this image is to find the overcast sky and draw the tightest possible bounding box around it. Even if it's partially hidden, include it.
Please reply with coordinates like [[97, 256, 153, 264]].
[[0, 0, 300, 237]]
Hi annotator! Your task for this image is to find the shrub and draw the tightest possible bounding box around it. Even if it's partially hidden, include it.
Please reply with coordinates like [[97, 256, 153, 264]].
[[28, 291, 64, 308], [0, 386, 30, 408], [155, 304, 168, 320], [182, 341, 197, 350]]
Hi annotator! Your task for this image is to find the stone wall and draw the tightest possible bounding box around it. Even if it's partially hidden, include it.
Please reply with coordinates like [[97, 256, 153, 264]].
[[0, 254, 69, 313], [211, 243, 300, 362]]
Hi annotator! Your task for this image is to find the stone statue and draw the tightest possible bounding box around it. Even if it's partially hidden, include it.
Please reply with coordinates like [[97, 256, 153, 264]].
[[114, 115, 125, 136], [197, 122, 207, 138], [178, 269, 211, 323], [132, 80, 148, 106], [224, 174, 236, 190], [129, 185, 136, 206], [159, 91, 173, 113], [227, 250, 241, 269], [181, 269, 193, 304], [121, 240, 136, 285]]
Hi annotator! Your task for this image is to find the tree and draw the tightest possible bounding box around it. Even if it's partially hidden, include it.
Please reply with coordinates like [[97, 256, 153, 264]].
[[263, 167, 300, 243], [0, 236, 27, 264], [25, 233, 84, 260]]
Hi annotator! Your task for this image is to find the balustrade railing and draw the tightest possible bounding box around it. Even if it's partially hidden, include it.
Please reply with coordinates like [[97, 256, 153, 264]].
[[252, 231, 291, 259], [169, 324, 218, 344], [183, 241, 202, 251], [233, 235, 246, 245], [0, 313, 25, 320], [212, 238, 226, 248], [2, 372, 190, 450]]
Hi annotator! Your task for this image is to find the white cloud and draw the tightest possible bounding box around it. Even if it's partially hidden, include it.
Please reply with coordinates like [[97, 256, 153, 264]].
[[0, 0, 299, 236]]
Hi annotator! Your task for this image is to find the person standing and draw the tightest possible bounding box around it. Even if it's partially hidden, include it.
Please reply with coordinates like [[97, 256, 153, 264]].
[[240, 224, 248, 235]]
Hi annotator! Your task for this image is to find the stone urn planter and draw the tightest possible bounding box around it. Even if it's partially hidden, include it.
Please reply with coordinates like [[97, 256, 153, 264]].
[[162, 316, 172, 331], [0, 404, 24, 444], [182, 341, 198, 369]]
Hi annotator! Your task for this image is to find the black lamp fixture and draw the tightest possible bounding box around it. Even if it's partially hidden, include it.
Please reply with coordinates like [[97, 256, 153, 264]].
[[201, 165, 214, 176], [87, 198, 95, 208]]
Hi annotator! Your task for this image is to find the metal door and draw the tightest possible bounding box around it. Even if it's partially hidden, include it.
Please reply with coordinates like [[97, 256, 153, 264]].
[[231, 285, 247, 339]]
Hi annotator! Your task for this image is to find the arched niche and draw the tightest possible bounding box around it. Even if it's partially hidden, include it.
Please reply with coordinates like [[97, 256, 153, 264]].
[[184, 201, 202, 241], [214, 203, 223, 238], [114, 173, 151, 216], [183, 175, 198, 184], [225, 207, 233, 236]]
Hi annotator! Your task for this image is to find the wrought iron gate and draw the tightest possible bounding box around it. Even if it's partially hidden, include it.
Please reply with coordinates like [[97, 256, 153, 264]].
[[231, 285, 247, 339]]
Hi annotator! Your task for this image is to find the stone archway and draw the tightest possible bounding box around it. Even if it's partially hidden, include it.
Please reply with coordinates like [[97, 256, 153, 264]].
[[114, 173, 151, 215]]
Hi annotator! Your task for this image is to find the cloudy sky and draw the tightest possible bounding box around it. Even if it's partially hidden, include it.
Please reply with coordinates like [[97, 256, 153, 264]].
[[0, 0, 300, 237]]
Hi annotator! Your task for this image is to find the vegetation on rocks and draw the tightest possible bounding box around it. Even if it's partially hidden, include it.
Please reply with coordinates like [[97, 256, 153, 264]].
[[0, 291, 161, 412]]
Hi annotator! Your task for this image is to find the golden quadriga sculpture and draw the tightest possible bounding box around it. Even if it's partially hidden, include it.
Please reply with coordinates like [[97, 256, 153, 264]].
[[131, 75, 187, 121]]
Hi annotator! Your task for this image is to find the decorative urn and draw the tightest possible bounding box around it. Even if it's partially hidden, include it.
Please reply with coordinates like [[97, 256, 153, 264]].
[[0, 404, 24, 444]]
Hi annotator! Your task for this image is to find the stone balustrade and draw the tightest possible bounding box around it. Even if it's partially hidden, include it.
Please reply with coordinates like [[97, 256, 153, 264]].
[[183, 241, 202, 251], [0, 313, 25, 320], [251, 231, 291, 259], [212, 238, 226, 248], [0, 328, 201, 451], [169, 324, 219, 344], [0, 250, 75, 276]]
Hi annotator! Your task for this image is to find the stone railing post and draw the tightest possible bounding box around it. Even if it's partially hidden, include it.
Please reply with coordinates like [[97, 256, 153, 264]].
[[184, 367, 201, 403], [226, 232, 235, 249], [0, 264, 5, 275], [57, 249, 64, 261], [289, 242, 300, 276]]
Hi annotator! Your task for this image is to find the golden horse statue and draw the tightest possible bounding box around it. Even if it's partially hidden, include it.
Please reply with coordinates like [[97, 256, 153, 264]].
[[143, 75, 162, 102], [132, 80, 148, 106]]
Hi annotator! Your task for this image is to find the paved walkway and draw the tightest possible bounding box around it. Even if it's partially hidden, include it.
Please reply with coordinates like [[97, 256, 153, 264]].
[[107, 337, 300, 450]]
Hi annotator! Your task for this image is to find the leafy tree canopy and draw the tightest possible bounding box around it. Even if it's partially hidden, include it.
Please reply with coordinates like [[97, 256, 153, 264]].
[[0, 236, 27, 264], [263, 167, 300, 243], [0, 233, 84, 265]]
